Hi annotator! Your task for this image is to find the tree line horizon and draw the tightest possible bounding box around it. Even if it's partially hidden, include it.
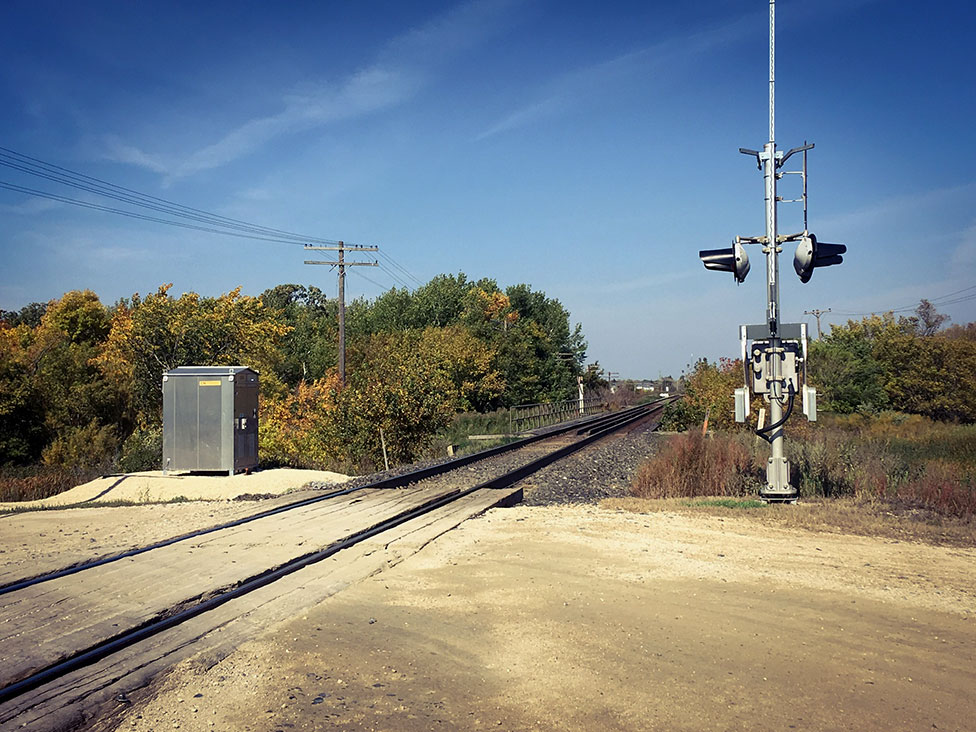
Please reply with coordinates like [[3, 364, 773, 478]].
[[0, 273, 607, 476]]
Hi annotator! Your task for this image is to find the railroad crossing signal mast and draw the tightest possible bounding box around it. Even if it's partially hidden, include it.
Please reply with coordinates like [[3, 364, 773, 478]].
[[699, 0, 847, 501]]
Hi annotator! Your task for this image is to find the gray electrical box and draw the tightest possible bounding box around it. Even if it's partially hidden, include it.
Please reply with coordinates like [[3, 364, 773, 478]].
[[162, 366, 259, 475], [749, 340, 801, 395]]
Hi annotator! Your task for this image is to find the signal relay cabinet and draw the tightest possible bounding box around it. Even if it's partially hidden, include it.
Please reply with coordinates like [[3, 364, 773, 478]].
[[162, 366, 259, 475]]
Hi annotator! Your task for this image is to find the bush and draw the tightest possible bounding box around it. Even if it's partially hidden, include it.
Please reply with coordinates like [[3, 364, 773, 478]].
[[632, 431, 759, 499], [787, 414, 976, 518], [897, 461, 976, 518], [0, 464, 103, 502], [41, 420, 117, 471], [118, 426, 162, 473], [632, 414, 976, 520]]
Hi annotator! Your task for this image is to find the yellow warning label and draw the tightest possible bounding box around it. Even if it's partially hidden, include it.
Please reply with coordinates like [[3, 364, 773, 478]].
[[198, 380, 221, 386]]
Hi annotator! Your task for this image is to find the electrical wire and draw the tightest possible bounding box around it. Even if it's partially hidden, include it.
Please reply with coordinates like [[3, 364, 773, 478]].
[[348, 267, 388, 291], [831, 285, 976, 317], [0, 146, 343, 246], [378, 250, 423, 286], [0, 145, 432, 293], [377, 262, 413, 289], [755, 383, 795, 444], [0, 181, 323, 245]]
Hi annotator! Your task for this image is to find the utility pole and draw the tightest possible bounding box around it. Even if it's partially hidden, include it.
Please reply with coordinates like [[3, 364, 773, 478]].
[[304, 242, 378, 386], [804, 308, 831, 339]]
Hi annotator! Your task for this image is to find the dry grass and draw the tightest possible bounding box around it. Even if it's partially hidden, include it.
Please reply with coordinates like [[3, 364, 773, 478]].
[[634, 417, 976, 521], [0, 464, 106, 503], [603, 495, 976, 548], [631, 430, 758, 498]]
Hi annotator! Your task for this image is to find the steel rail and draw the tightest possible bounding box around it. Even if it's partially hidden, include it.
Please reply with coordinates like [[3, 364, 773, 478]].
[[0, 398, 669, 707], [575, 397, 675, 435], [0, 402, 659, 596]]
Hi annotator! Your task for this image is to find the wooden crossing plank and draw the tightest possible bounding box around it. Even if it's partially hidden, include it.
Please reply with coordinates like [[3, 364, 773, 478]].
[[0, 486, 520, 731], [0, 486, 451, 688]]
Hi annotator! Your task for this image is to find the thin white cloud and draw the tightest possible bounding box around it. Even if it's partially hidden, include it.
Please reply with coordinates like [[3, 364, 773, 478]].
[[817, 181, 976, 234], [951, 221, 976, 269], [474, 0, 889, 142], [167, 66, 416, 181], [0, 197, 64, 215], [475, 11, 760, 141], [102, 139, 170, 174], [104, 0, 521, 182], [476, 96, 566, 141]]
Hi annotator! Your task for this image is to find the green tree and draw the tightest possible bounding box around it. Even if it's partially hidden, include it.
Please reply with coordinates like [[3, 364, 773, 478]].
[[260, 284, 338, 385], [409, 273, 470, 327], [0, 324, 46, 464], [809, 319, 890, 414], [0, 301, 48, 328]]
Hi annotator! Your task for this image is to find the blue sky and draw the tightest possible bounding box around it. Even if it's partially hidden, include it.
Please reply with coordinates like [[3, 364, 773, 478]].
[[1, 0, 974, 378]]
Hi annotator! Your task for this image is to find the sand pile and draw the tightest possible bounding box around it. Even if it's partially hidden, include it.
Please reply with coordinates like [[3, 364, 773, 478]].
[[0, 468, 351, 511]]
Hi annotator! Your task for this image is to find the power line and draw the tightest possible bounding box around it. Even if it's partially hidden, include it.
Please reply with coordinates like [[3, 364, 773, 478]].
[[0, 146, 343, 246], [0, 181, 322, 245], [0, 145, 431, 300], [377, 263, 412, 289], [349, 268, 389, 291], [378, 250, 423, 286], [831, 286, 976, 318]]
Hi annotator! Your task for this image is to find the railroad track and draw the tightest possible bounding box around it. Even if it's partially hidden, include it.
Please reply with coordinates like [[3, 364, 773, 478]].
[[0, 399, 671, 729]]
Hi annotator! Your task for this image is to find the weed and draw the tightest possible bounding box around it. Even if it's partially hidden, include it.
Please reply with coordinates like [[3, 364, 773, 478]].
[[0, 464, 106, 503], [632, 431, 758, 499], [633, 414, 976, 521]]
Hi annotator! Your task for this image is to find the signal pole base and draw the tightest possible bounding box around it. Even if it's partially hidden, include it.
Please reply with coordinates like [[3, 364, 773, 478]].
[[761, 456, 797, 502]]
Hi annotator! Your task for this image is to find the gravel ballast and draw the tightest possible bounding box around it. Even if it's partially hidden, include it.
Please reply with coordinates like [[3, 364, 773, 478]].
[[304, 414, 669, 507], [519, 421, 667, 505]]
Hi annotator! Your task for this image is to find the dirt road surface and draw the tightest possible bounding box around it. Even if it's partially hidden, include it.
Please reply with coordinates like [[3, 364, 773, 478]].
[[95, 502, 974, 732]]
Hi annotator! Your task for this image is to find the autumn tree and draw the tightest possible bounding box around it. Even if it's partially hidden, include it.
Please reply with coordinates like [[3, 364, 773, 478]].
[[874, 328, 976, 422], [260, 325, 503, 470], [98, 285, 290, 425], [659, 358, 742, 431], [810, 303, 976, 422]]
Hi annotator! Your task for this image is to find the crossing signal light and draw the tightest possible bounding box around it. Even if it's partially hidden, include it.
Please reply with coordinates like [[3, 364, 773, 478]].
[[793, 233, 846, 283], [699, 241, 750, 283]]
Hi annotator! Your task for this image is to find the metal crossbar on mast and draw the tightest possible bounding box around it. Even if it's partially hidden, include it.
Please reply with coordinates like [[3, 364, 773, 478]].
[[304, 242, 379, 386]]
